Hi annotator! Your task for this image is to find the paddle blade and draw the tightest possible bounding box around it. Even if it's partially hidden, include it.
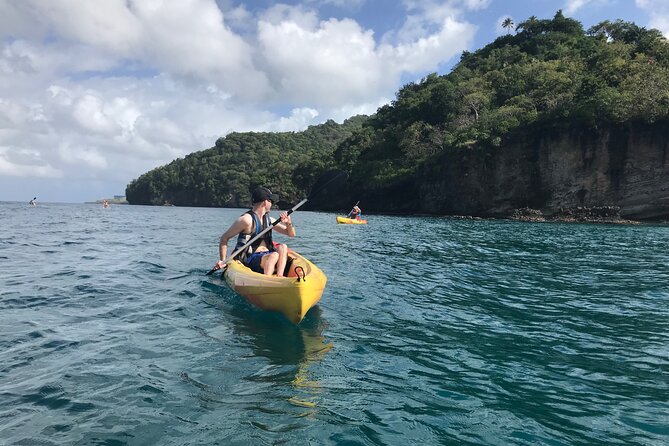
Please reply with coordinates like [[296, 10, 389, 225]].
[[206, 267, 219, 276], [206, 264, 224, 276]]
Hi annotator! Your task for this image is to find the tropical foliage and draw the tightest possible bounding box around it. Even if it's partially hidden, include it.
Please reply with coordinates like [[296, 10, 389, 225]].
[[125, 116, 367, 206], [126, 12, 669, 210], [337, 12, 669, 203]]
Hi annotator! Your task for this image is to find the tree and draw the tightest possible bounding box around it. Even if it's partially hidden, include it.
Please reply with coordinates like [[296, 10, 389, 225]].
[[502, 17, 514, 34]]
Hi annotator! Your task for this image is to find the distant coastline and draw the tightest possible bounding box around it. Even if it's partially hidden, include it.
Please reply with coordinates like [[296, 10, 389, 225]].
[[86, 197, 128, 205]]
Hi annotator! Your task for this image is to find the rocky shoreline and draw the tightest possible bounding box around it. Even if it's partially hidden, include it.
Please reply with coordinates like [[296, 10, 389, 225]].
[[379, 206, 661, 224], [508, 206, 641, 224]]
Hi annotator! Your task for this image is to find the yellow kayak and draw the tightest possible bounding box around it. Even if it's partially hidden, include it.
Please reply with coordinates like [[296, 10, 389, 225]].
[[223, 248, 327, 324], [336, 216, 367, 224]]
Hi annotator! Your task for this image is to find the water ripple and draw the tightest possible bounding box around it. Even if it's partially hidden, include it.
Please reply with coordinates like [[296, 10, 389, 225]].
[[1, 203, 667, 445]]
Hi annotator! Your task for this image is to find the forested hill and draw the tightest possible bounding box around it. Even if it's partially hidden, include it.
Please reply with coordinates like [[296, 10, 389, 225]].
[[127, 12, 669, 219], [125, 116, 367, 206]]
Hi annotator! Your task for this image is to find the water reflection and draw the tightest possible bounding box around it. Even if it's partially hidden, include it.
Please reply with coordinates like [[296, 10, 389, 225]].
[[201, 279, 332, 415]]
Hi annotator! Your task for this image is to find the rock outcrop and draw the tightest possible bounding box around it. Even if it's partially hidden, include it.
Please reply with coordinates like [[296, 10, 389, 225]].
[[416, 122, 669, 221]]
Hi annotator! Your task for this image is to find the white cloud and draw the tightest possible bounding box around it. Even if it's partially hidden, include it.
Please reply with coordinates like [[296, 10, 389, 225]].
[[463, 0, 491, 10], [0, 99, 31, 127], [258, 15, 383, 106], [636, 0, 669, 37], [0, 0, 140, 53], [390, 17, 475, 71], [306, 0, 366, 8], [0, 146, 63, 178], [58, 142, 108, 169], [263, 107, 320, 132], [564, 0, 617, 15], [564, 0, 590, 14], [0, 0, 271, 99], [131, 0, 271, 99], [223, 4, 254, 32], [72, 94, 118, 135], [325, 98, 391, 123], [396, 1, 461, 43], [0, 0, 478, 201], [650, 16, 669, 37], [258, 3, 474, 107]]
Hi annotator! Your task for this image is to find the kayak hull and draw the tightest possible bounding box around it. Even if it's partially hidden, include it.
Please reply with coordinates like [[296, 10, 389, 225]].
[[223, 249, 327, 324], [336, 216, 367, 224]]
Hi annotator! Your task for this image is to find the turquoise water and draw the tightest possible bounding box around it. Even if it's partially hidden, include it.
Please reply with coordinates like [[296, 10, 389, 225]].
[[1, 202, 668, 445]]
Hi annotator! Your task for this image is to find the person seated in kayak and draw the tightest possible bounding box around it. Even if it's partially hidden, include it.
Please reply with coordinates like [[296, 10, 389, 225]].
[[347, 205, 362, 220], [214, 186, 295, 276]]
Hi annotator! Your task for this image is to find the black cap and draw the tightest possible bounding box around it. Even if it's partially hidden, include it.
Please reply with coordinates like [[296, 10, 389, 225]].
[[252, 186, 279, 204]]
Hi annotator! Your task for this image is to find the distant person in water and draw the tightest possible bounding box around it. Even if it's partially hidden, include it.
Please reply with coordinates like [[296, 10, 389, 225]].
[[103, 199, 110, 208], [212, 187, 295, 276], [29, 197, 36, 206], [347, 205, 362, 220]]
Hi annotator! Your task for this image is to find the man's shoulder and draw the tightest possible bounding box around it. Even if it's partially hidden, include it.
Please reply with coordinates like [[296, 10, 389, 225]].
[[238, 212, 254, 223]]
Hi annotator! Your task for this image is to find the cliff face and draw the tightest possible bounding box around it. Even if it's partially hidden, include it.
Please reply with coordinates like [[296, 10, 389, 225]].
[[417, 122, 669, 220]]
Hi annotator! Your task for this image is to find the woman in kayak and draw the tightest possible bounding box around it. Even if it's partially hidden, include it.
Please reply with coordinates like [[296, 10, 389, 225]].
[[213, 186, 295, 276], [347, 205, 362, 220]]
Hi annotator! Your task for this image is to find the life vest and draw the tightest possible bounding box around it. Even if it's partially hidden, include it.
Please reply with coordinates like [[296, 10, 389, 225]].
[[233, 210, 273, 263]]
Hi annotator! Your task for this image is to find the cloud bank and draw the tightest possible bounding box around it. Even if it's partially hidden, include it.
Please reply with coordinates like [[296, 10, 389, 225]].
[[0, 0, 476, 200]]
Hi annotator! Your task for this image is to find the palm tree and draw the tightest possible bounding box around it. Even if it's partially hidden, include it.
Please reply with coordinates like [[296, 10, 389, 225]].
[[502, 17, 515, 34]]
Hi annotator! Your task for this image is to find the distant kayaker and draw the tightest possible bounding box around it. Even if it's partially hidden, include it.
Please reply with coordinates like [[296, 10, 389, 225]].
[[29, 197, 36, 206], [213, 186, 295, 276], [347, 205, 362, 220]]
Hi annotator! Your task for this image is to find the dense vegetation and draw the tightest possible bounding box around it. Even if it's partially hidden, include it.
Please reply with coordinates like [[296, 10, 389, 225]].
[[338, 12, 669, 204], [126, 116, 367, 206], [126, 12, 669, 210]]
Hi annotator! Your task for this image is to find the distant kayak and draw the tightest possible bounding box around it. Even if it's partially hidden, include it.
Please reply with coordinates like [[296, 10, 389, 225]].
[[222, 248, 327, 324], [336, 216, 367, 224]]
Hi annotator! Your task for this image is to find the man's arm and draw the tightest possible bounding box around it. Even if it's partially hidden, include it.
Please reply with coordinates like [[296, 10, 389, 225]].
[[218, 215, 251, 263], [271, 211, 296, 237]]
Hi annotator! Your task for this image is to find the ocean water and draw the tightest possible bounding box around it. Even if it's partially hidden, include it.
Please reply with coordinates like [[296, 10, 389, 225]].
[[1, 201, 668, 445]]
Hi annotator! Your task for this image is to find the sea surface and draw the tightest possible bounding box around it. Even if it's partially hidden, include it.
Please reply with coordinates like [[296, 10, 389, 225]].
[[1, 202, 668, 445]]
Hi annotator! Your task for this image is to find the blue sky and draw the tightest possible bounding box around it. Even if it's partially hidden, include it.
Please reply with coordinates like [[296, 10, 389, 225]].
[[0, 0, 666, 203]]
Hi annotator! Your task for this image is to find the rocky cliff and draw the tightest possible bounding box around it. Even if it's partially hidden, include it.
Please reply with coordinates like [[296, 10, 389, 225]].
[[415, 122, 669, 221]]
